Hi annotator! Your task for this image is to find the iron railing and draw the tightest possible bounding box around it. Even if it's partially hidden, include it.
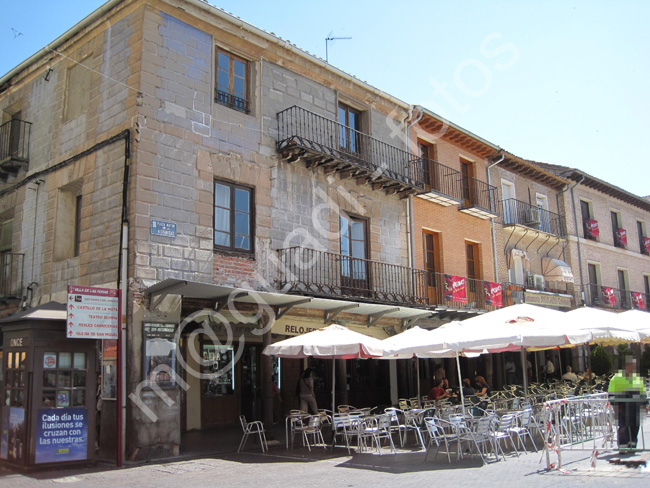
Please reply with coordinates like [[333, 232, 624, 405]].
[[0, 252, 24, 298], [0, 119, 31, 168], [461, 176, 499, 215], [215, 89, 250, 113], [422, 157, 463, 202], [501, 199, 565, 237], [581, 283, 648, 310], [277, 247, 429, 306], [276, 106, 425, 191], [425, 271, 501, 311]]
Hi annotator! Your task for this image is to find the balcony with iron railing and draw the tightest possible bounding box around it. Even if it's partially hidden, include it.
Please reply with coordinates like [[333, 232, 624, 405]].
[[459, 177, 499, 219], [215, 89, 250, 113], [0, 119, 31, 177], [0, 252, 24, 299], [418, 157, 463, 206], [276, 106, 425, 197], [501, 199, 566, 238], [582, 283, 649, 311], [277, 247, 429, 307], [425, 271, 502, 312]]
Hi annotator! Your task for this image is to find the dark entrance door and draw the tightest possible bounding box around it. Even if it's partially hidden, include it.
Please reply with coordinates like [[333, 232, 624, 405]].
[[340, 215, 369, 296]]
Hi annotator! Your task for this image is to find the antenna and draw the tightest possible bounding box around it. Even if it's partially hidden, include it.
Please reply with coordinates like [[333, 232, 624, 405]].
[[325, 35, 352, 63]]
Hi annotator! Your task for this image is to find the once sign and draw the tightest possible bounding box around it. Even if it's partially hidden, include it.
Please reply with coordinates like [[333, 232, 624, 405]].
[[67, 286, 119, 339]]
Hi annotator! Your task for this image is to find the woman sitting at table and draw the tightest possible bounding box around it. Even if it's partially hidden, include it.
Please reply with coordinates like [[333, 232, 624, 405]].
[[427, 378, 450, 401], [461, 378, 475, 396], [474, 376, 490, 397]]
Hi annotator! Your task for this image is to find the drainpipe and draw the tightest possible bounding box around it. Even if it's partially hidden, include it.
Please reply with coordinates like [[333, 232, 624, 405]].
[[487, 152, 506, 281], [405, 106, 424, 296], [568, 175, 587, 304]]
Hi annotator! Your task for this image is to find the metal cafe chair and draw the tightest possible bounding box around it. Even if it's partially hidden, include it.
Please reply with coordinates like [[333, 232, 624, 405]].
[[238, 415, 268, 453]]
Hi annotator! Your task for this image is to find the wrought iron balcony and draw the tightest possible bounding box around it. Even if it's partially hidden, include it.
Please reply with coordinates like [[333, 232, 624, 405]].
[[459, 177, 499, 219], [215, 89, 250, 113], [277, 247, 429, 307], [277, 106, 425, 197], [0, 252, 24, 298], [501, 199, 566, 237], [582, 283, 647, 311], [0, 119, 31, 176], [425, 271, 501, 311], [418, 157, 463, 206]]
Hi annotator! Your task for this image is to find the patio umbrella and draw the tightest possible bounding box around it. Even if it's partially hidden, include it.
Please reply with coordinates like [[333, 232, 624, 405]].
[[380, 326, 484, 405], [564, 307, 640, 347], [262, 324, 384, 415], [614, 309, 650, 342]]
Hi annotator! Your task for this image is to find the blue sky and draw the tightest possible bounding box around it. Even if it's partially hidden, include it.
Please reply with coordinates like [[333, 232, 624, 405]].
[[1, 1, 648, 197]]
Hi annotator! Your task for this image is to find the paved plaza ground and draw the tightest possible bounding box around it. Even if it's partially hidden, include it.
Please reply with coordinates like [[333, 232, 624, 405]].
[[1, 419, 649, 487]]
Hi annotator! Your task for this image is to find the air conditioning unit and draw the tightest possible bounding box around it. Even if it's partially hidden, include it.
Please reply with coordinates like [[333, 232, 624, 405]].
[[525, 208, 541, 225], [534, 274, 545, 290]]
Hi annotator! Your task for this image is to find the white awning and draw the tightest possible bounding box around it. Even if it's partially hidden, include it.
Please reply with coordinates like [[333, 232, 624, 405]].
[[541, 257, 574, 283]]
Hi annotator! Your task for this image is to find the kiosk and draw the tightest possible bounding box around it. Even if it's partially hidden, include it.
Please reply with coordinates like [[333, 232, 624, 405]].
[[0, 302, 97, 469]]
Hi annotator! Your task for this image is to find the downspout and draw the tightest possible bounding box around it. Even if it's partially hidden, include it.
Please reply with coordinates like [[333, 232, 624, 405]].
[[405, 105, 424, 272], [487, 152, 506, 281], [568, 175, 587, 304]]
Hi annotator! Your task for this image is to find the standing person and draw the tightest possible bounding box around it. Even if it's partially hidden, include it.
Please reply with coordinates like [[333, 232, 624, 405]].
[[297, 368, 318, 414], [544, 355, 555, 381], [505, 356, 517, 385], [608, 357, 647, 452]]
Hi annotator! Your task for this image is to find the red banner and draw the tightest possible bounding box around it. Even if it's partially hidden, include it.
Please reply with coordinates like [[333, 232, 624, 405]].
[[444, 274, 467, 303], [586, 219, 599, 238], [615, 228, 627, 247], [632, 292, 646, 310], [601, 286, 615, 306], [483, 281, 503, 307], [643, 237, 650, 254]]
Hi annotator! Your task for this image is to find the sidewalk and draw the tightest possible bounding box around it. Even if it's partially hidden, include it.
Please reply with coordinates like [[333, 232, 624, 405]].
[[1, 418, 649, 487]]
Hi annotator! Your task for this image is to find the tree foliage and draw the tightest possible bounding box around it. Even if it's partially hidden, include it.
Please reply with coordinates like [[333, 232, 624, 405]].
[[591, 345, 613, 376]]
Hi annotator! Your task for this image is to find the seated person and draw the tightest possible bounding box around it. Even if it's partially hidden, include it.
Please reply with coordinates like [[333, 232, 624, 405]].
[[561, 365, 578, 383], [427, 378, 450, 401], [461, 378, 475, 396], [474, 376, 491, 397]]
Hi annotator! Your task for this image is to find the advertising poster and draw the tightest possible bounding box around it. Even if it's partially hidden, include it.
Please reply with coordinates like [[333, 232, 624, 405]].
[[644, 237, 650, 254], [484, 281, 503, 307], [632, 292, 646, 310], [0, 407, 8, 459], [601, 286, 615, 306], [4, 407, 25, 463], [143, 323, 177, 387], [35, 407, 88, 464], [444, 275, 466, 302], [586, 219, 599, 238], [615, 228, 627, 247]]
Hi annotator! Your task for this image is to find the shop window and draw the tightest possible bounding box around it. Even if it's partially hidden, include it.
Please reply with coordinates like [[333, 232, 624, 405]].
[[202, 344, 235, 397], [41, 351, 87, 408]]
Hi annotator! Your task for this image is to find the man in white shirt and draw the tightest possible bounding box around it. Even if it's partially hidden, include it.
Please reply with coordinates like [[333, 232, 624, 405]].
[[561, 365, 578, 383]]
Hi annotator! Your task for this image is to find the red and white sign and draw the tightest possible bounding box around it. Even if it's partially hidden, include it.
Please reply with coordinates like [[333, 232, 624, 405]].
[[483, 281, 503, 307], [616, 228, 627, 247], [601, 286, 615, 306], [586, 219, 599, 238], [67, 285, 119, 339], [632, 292, 646, 310], [643, 237, 650, 254], [43, 353, 57, 369]]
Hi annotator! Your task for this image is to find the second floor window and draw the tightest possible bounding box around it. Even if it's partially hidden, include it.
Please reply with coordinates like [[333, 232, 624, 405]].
[[338, 103, 361, 153], [214, 180, 253, 253], [216, 50, 249, 113]]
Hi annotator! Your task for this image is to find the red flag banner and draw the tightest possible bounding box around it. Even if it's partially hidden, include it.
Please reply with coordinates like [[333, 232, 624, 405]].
[[601, 286, 615, 306], [444, 274, 466, 302], [615, 228, 627, 247], [643, 237, 650, 254], [484, 281, 502, 307], [586, 219, 599, 238], [632, 292, 646, 310]]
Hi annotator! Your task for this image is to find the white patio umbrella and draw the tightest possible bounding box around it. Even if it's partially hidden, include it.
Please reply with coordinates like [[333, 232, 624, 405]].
[[564, 307, 640, 346], [380, 326, 484, 407], [614, 309, 650, 342], [262, 324, 384, 415]]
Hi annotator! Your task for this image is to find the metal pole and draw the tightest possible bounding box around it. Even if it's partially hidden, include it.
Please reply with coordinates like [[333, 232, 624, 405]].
[[456, 352, 465, 416]]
